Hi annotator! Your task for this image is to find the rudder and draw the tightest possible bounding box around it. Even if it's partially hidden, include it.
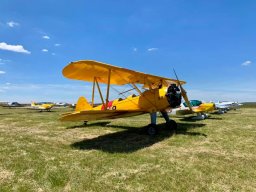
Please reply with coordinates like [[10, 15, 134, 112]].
[[75, 97, 92, 112]]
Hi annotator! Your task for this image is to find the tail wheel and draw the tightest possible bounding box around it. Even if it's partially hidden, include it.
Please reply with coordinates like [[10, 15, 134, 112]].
[[146, 124, 158, 136], [165, 120, 177, 131]]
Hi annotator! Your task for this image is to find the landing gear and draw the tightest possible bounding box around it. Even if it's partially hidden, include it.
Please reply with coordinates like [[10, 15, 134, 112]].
[[218, 109, 225, 114], [203, 113, 209, 118], [146, 111, 177, 135], [192, 113, 208, 120], [165, 119, 177, 131], [146, 124, 158, 136], [161, 111, 177, 131], [147, 112, 158, 136]]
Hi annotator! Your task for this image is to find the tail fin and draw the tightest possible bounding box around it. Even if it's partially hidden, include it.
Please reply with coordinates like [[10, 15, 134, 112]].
[[75, 97, 92, 112]]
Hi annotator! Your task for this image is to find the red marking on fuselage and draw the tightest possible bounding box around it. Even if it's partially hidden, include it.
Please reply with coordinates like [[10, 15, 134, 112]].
[[101, 101, 113, 110]]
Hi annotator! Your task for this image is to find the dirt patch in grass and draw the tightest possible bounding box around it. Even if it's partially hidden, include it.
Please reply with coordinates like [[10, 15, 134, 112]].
[[0, 169, 14, 183]]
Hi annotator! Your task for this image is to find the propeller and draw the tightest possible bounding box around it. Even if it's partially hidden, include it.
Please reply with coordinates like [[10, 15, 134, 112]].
[[173, 69, 193, 111]]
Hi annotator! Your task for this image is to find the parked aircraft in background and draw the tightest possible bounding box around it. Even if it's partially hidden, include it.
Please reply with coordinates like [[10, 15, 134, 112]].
[[169, 100, 215, 120], [31, 102, 54, 112], [60, 60, 190, 135], [55, 102, 69, 107], [214, 101, 242, 114], [2, 102, 23, 108]]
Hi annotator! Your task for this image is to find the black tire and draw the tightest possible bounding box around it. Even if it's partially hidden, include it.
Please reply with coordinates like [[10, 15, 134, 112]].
[[146, 124, 158, 136], [165, 120, 177, 131]]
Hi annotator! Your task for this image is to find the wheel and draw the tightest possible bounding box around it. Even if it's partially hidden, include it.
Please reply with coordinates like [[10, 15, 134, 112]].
[[146, 124, 158, 136], [199, 114, 205, 120], [218, 110, 224, 114], [83, 121, 88, 125], [165, 120, 177, 131]]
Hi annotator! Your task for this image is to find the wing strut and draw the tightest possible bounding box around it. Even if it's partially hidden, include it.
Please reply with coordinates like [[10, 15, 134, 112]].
[[95, 78, 105, 107], [105, 69, 111, 109], [131, 83, 142, 95], [92, 77, 95, 107]]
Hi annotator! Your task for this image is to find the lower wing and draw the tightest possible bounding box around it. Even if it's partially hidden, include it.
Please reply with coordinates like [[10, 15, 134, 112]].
[[60, 110, 146, 121]]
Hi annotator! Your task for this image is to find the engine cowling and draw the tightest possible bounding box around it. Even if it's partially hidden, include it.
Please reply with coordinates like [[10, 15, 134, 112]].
[[166, 84, 182, 108]]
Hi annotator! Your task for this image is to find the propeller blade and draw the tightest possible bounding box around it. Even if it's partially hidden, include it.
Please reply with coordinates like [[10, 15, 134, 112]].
[[173, 69, 193, 111]]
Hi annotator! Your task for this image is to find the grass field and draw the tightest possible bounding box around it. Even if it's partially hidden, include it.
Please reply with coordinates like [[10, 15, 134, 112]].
[[0, 107, 255, 192]]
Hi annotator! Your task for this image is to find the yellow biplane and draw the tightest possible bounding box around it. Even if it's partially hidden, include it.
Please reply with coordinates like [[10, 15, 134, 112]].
[[60, 60, 190, 135], [31, 102, 54, 112]]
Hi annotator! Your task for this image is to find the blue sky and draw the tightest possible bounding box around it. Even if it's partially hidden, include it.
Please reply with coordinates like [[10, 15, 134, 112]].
[[0, 0, 255, 103]]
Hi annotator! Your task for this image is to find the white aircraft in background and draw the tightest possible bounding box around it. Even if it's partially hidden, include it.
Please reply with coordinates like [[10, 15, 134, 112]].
[[55, 102, 69, 107], [214, 101, 242, 114], [5, 102, 23, 107]]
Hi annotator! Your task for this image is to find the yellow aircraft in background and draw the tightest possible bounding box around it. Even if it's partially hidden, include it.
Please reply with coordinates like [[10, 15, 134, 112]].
[[169, 100, 215, 120], [60, 60, 191, 135], [31, 102, 54, 112]]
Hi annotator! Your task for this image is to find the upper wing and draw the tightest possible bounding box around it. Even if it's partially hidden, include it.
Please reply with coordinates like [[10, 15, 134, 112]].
[[62, 60, 186, 88], [60, 110, 146, 121]]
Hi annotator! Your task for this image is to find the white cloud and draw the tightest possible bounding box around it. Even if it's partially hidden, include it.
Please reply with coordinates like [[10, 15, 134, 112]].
[[147, 48, 158, 52], [0, 71, 6, 74], [54, 43, 61, 46], [133, 48, 138, 52], [42, 49, 48, 52], [0, 58, 11, 65], [42, 35, 50, 39], [7, 21, 19, 27], [0, 42, 31, 54], [241, 60, 252, 66], [51, 53, 56, 55]]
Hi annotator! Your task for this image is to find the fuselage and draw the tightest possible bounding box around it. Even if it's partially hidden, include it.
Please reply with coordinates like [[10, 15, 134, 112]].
[[170, 100, 215, 115], [215, 101, 241, 110], [92, 86, 172, 113], [31, 102, 54, 110]]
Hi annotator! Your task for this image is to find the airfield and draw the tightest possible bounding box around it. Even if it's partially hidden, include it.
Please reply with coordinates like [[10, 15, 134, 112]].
[[0, 106, 255, 191]]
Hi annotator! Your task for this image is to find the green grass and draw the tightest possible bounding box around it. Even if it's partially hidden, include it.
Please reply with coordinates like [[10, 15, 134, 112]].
[[0, 107, 255, 191], [241, 102, 256, 108]]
